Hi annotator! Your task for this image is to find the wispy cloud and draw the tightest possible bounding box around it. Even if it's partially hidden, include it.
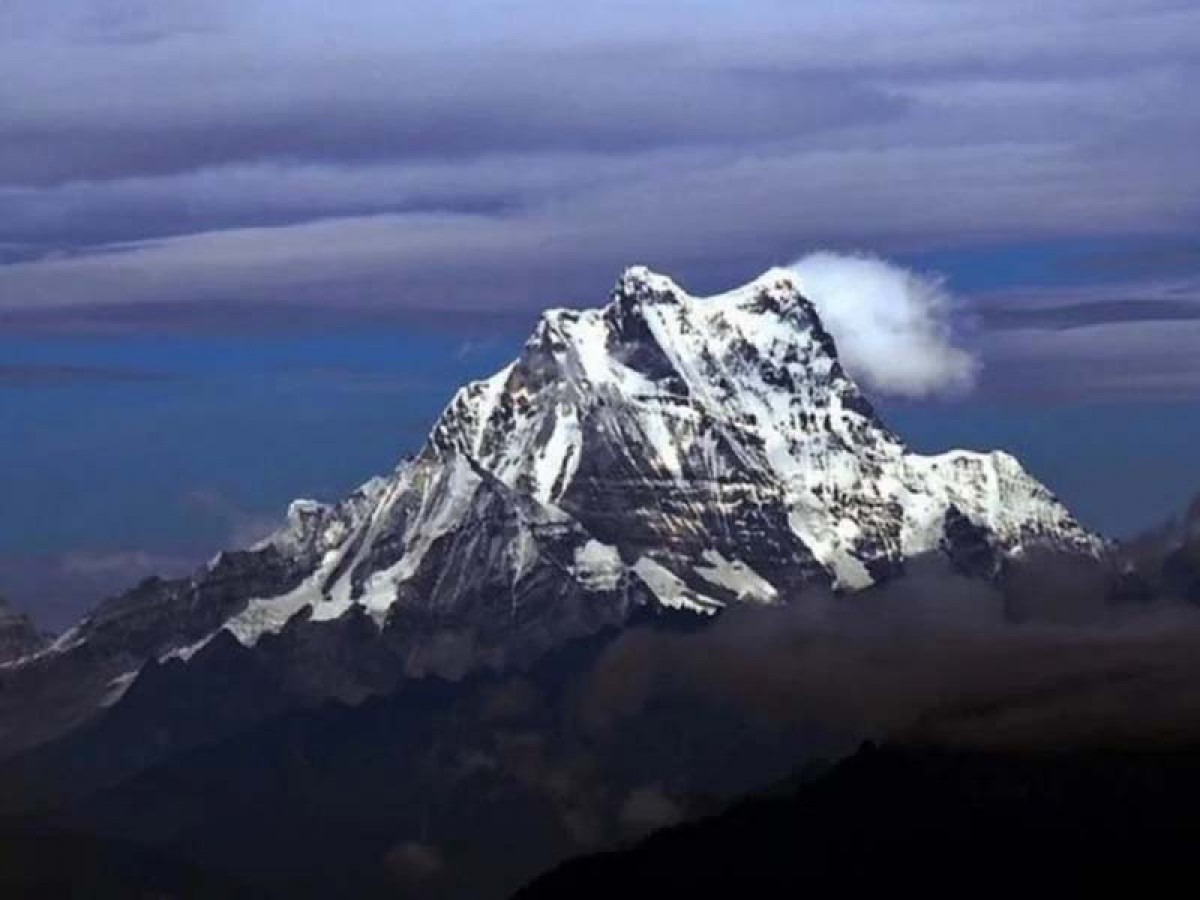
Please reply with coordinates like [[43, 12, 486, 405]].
[[790, 252, 978, 398], [967, 275, 1200, 400], [0, 362, 173, 386], [182, 488, 281, 548], [56, 548, 195, 579]]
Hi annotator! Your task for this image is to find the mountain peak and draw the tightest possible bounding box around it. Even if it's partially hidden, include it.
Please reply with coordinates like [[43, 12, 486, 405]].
[[8, 266, 1104, 695], [613, 265, 683, 301], [753, 265, 801, 288], [0, 264, 1107, 757], [230, 265, 1101, 636], [611, 264, 802, 302]]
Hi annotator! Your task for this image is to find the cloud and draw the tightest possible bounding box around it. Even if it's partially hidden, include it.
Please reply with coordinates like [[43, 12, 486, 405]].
[[0, 2, 1196, 291], [454, 337, 500, 361], [788, 251, 978, 398], [618, 784, 685, 836], [0, 0, 1196, 408], [578, 559, 1200, 752], [981, 316, 1200, 401], [56, 549, 195, 579], [383, 841, 445, 887], [182, 488, 282, 547], [0, 363, 172, 386]]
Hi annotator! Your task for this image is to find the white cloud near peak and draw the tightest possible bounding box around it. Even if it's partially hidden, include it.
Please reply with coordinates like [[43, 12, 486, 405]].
[[789, 251, 978, 399]]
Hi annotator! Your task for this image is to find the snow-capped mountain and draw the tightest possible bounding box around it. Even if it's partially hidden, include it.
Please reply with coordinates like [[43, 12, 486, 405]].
[[219, 265, 1098, 637], [0, 266, 1102, 756]]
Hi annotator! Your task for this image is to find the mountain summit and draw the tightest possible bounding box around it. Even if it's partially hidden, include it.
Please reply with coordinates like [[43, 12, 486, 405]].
[[1, 267, 1101, 755], [228, 265, 1097, 633]]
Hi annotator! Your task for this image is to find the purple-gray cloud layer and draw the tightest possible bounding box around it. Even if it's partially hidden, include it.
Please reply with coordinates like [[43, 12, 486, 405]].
[[973, 276, 1200, 400], [1, 1, 1199, 393]]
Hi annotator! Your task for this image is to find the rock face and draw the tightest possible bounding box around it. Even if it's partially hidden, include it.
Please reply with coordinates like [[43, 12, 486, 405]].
[[1120, 493, 1200, 607], [513, 743, 1200, 900], [0, 597, 43, 665], [0, 266, 1103, 755]]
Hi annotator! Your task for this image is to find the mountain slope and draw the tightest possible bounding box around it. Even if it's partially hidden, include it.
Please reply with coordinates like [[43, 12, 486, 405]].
[[0, 266, 1101, 757], [0, 820, 260, 899], [222, 265, 1099, 633], [0, 597, 43, 665]]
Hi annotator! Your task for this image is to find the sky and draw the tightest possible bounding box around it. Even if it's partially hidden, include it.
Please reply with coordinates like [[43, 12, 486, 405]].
[[1, 1, 1199, 629]]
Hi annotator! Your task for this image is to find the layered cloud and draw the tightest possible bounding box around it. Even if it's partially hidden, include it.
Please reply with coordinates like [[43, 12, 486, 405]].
[[0, 1, 1196, 316], [0, 1, 1197, 400]]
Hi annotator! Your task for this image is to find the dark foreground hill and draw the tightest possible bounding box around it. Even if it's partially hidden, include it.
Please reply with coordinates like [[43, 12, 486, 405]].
[[0, 820, 258, 899], [514, 741, 1200, 898], [9, 740, 1200, 898]]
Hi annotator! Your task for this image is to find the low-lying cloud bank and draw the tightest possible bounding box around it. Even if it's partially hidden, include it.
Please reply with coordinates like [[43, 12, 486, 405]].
[[581, 551, 1200, 753]]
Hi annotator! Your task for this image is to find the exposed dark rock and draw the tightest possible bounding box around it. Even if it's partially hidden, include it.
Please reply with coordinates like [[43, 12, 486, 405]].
[[514, 743, 1200, 898], [0, 596, 44, 665], [941, 505, 1000, 579]]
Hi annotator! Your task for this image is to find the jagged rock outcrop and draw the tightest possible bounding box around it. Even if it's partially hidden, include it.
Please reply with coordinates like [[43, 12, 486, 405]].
[[0, 596, 44, 665]]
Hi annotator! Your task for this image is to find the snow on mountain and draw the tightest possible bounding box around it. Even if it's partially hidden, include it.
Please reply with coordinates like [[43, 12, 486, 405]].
[[0, 265, 1106, 758], [209, 265, 1100, 646], [14, 266, 1105, 665]]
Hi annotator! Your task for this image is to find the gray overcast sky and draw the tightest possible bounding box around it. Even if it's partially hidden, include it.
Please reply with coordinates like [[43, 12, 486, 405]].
[[0, 1, 1197, 311]]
